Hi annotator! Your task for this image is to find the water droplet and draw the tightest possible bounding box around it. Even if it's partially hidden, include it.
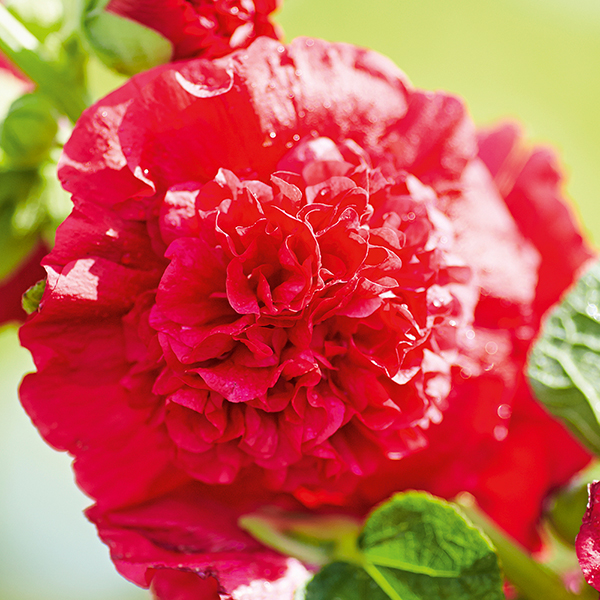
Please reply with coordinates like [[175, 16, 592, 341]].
[[387, 451, 405, 460], [465, 330, 475, 340], [269, 131, 277, 139], [407, 212, 416, 221], [323, 100, 332, 109], [305, 39, 315, 47], [460, 368, 471, 380], [587, 303, 599, 318], [277, 45, 285, 54], [493, 425, 508, 441], [285, 141, 293, 148], [143, 168, 149, 175], [448, 319, 457, 327], [497, 404, 512, 419], [295, 69, 302, 77], [101, 110, 108, 118], [485, 341, 498, 355], [230, 5, 239, 14], [287, 92, 295, 99], [432, 298, 443, 308], [293, 134, 300, 141]]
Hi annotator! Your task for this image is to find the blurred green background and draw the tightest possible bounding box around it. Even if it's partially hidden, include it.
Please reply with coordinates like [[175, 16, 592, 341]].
[[1, 0, 600, 598]]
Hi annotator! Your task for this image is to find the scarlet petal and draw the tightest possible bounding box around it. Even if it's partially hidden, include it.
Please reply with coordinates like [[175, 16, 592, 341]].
[[150, 571, 219, 600], [88, 483, 311, 597], [577, 482, 600, 592]]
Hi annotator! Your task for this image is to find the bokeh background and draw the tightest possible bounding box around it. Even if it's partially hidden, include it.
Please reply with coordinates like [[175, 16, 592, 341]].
[[2, 0, 600, 598]]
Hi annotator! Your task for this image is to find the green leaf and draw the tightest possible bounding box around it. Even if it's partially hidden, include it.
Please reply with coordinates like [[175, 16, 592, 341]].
[[302, 562, 389, 600], [22, 277, 45, 314], [359, 492, 504, 600], [528, 259, 600, 455]]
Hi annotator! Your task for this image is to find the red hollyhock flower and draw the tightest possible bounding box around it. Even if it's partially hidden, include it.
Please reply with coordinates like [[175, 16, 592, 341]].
[[20, 38, 592, 598], [577, 481, 600, 592], [105, 0, 280, 61]]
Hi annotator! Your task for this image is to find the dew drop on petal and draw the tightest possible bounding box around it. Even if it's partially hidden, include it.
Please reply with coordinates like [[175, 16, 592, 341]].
[[497, 403, 512, 419], [387, 452, 405, 460], [485, 341, 498, 355], [493, 425, 508, 441], [465, 329, 475, 340]]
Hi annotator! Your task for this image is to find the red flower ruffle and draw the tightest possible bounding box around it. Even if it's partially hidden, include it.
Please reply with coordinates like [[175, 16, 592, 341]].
[[19, 38, 593, 597]]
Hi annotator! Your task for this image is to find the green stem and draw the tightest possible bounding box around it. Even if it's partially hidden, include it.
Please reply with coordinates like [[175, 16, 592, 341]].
[[457, 496, 596, 600], [0, 5, 87, 121]]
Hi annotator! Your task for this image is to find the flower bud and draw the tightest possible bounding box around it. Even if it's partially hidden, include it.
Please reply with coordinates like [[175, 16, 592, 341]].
[[0, 92, 58, 167], [81, 0, 173, 76]]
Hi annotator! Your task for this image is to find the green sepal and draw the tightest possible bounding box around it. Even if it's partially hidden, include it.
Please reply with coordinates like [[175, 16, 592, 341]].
[[22, 277, 45, 314], [239, 511, 362, 566]]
